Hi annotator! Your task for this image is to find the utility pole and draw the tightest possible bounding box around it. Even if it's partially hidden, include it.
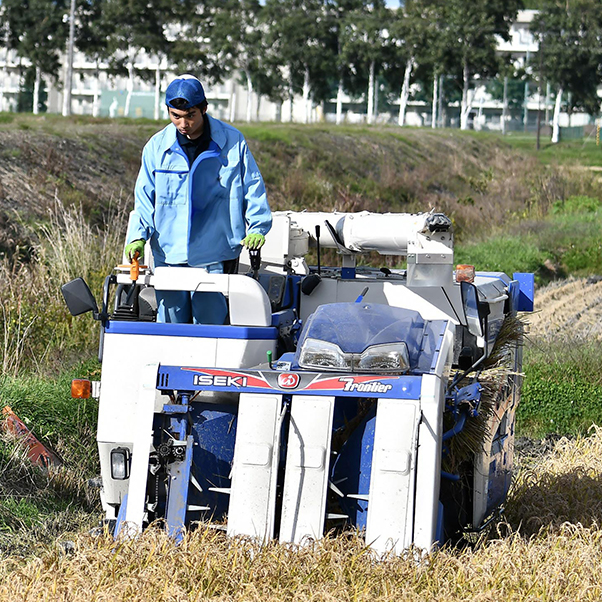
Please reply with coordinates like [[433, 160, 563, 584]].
[[62, 0, 76, 117]]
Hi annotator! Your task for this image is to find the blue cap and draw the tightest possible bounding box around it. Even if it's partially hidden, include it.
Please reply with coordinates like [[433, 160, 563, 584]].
[[165, 75, 206, 109]]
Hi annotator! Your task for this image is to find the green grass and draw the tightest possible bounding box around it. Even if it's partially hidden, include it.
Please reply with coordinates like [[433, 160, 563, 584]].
[[504, 131, 602, 166], [455, 196, 602, 283], [519, 339, 602, 438], [455, 236, 548, 279], [0, 360, 101, 554], [238, 124, 295, 144], [0, 360, 100, 470]]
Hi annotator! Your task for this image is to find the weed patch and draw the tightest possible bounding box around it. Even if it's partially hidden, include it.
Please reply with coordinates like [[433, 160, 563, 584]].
[[455, 201, 602, 283], [519, 337, 602, 437], [456, 236, 548, 278]]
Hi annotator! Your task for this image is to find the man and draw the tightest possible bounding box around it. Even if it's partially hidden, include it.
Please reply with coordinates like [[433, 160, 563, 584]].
[[125, 74, 272, 324]]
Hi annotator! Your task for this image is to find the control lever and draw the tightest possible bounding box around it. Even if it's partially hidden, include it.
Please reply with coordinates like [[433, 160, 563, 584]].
[[249, 248, 261, 280]]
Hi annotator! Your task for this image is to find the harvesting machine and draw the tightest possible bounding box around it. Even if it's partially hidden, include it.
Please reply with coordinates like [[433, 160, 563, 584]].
[[62, 210, 533, 555]]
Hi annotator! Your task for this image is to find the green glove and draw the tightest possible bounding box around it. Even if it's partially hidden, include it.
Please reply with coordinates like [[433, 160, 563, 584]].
[[125, 239, 145, 262], [241, 233, 265, 250]]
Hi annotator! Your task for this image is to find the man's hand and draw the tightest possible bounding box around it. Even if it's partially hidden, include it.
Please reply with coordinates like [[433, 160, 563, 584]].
[[125, 239, 145, 262], [241, 233, 265, 250]]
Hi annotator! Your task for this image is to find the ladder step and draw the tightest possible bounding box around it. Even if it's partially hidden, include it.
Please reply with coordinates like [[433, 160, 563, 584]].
[[187, 505, 211, 512], [326, 513, 348, 520]]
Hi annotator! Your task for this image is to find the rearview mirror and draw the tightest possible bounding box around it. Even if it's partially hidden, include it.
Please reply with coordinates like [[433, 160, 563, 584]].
[[460, 281, 483, 338], [61, 278, 99, 317]]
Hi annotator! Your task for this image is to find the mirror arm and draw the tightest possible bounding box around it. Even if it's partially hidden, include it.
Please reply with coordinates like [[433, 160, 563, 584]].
[[96, 274, 117, 324]]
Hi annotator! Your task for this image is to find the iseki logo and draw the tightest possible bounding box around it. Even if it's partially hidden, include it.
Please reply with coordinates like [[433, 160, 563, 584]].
[[193, 374, 248, 387], [277, 373, 300, 389]]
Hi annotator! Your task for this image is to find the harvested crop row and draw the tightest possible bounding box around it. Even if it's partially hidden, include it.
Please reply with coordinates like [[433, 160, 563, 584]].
[[529, 277, 602, 340]]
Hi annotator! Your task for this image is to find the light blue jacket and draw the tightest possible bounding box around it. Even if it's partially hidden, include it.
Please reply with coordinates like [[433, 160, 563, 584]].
[[126, 116, 272, 266]]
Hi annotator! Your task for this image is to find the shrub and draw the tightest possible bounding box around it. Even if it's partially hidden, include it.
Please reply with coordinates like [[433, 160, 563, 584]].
[[0, 198, 127, 375], [552, 195, 602, 215]]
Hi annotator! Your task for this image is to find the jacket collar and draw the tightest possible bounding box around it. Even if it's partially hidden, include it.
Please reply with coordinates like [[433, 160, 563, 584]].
[[162, 115, 226, 154], [206, 114, 226, 149]]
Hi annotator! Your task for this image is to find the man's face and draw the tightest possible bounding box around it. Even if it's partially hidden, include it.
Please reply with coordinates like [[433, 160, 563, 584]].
[[168, 106, 205, 139]]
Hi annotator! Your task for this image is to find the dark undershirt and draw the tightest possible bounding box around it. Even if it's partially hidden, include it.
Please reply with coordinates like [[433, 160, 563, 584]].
[[176, 114, 211, 166]]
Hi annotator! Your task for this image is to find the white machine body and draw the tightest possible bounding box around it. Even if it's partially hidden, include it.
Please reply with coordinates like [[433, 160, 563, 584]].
[[78, 210, 532, 554]]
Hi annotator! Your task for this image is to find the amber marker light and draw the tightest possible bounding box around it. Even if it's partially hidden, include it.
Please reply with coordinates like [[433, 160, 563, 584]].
[[71, 379, 92, 399], [456, 264, 475, 283]]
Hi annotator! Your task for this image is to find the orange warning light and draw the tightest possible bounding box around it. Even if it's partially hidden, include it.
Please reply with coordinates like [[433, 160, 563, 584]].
[[71, 379, 92, 399], [456, 264, 475, 283]]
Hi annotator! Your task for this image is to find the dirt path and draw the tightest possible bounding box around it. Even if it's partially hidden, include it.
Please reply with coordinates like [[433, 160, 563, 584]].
[[529, 277, 602, 339]]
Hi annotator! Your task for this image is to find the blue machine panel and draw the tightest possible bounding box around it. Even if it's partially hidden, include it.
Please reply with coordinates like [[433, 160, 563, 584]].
[[513, 272, 535, 312], [157, 365, 423, 400], [105, 321, 278, 340]]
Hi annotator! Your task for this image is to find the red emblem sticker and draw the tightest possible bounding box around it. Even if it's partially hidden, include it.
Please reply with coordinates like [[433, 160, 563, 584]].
[[278, 373, 300, 389]]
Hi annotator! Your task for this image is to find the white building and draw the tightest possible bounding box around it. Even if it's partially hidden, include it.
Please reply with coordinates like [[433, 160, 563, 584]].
[[0, 9, 593, 129]]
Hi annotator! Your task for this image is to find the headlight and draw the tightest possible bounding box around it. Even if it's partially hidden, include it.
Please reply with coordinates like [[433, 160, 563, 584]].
[[110, 447, 130, 480], [298, 338, 410, 373], [298, 338, 352, 371], [357, 343, 410, 373]]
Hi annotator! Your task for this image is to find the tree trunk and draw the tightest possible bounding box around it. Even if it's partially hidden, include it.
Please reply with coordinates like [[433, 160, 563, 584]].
[[245, 69, 253, 123], [154, 63, 161, 121], [367, 61, 375, 125], [460, 62, 473, 130], [374, 75, 379, 123], [302, 67, 310, 124], [229, 80, 236, 122], [124, 59, 135, 118], [32, 66, 41, 115], [523, 80, 529, 132], [502, 76, 508, 135], [92, 61, 101, 118], [431, 74, 438, 129], [438, 74, 444, 127], [256, 95, 262, 122], [336, 76, 344, 125], [288, 69, 294, 122], [62, 0, 76, 116], [552, 87, 562, 143], [398, 57, 413, 127]]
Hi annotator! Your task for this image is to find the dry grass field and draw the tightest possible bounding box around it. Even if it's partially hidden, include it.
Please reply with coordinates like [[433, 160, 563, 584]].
[[2, 428, 602, 602], [528, 277, 602, 340]]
